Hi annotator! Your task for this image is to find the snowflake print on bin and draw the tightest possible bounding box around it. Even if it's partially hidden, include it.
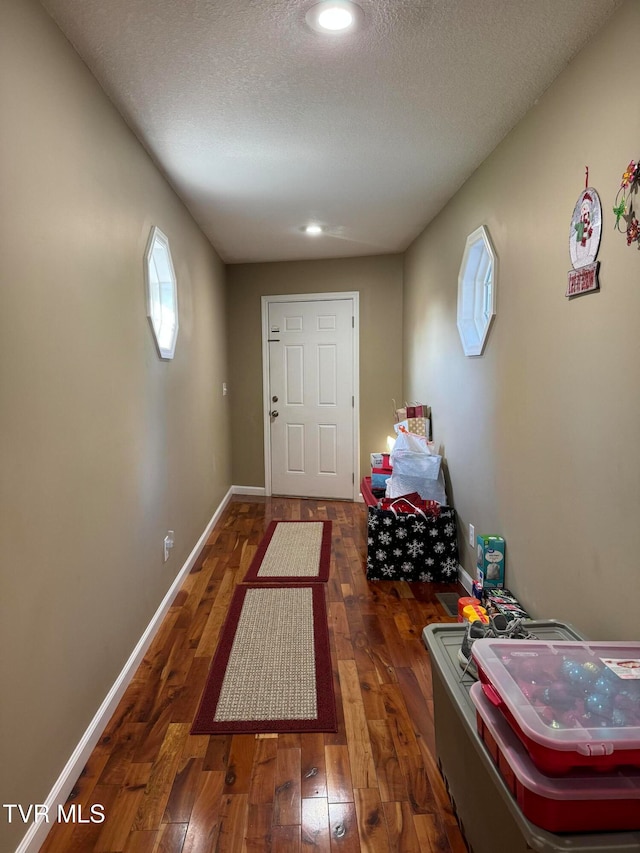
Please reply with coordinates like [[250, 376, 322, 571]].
[[365, 503, 459, 582], [368, 536, 374, 546], [407, 540, 424, 558], [442, 557, 458, 577]]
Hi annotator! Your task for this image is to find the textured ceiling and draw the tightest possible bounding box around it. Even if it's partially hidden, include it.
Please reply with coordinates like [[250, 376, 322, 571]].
[[40, 0, 622, 263]]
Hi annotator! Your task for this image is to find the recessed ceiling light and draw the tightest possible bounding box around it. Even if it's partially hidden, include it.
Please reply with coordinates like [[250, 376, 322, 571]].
[[318, 7, 352, 30], [304, 224, 323, 235], [305, 1, 363, 35]]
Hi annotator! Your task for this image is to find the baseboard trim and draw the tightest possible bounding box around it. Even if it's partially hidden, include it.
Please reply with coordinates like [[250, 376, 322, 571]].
[[232, 485, 266, 496], [16, 486, 234, 853], [458, 564, 474, 594]]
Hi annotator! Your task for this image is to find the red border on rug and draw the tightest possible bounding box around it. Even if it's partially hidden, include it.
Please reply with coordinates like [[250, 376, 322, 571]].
[[242, 520, 332, 583], [191, 583, 337, 735]]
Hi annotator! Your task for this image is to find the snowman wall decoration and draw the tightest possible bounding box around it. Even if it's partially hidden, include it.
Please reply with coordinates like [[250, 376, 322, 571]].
[[567, 186, 602, 297]]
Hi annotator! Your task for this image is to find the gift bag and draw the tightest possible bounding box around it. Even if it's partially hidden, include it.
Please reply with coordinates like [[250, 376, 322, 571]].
[[393, 400, 430, 421], [393, 400, 432, 438], [366, 503, 458, 582], [379, 495, 441, 518], [394, 417, 430, 438]]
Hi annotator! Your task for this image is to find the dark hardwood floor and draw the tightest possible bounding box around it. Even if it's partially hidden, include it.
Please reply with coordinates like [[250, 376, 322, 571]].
[[40, 496, 467, 853]]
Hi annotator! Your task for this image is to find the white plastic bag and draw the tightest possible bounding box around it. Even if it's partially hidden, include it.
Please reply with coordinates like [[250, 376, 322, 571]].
[[390, 429, 441, 479], [386, 472, 448, 505]]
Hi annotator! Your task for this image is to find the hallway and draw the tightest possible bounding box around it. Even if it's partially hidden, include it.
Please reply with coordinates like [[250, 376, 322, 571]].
[[40, 496, 466, 852]]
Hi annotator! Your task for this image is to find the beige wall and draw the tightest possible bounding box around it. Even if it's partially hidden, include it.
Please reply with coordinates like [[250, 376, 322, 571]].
[[227, 255, 404, 487], [404, 0, 640, 640], [0, 1, 230, 847]]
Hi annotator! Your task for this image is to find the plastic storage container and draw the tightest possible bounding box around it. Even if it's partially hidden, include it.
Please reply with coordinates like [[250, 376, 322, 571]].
[[470, 682, 640, 832], [471, 639, 640, 774]]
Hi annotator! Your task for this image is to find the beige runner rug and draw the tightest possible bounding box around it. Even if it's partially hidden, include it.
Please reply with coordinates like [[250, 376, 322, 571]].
[[243, 520, 332, 583], [191, 583, 336, 734]]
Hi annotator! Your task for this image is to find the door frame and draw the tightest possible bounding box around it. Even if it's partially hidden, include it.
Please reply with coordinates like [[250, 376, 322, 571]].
[[261, 291, 360, 500]]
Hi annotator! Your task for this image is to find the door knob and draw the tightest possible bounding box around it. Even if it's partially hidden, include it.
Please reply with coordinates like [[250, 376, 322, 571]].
[[270, 410, 279, 418]]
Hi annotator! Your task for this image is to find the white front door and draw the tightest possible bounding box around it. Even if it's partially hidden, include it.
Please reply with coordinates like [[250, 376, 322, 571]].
[[265, 295, 357, 499]]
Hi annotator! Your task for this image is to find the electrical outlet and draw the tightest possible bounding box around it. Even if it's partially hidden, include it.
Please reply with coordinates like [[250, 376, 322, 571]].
[[163, 530, 175, 562], [469, 523, 475, 548], [222, 382, 228, 396]]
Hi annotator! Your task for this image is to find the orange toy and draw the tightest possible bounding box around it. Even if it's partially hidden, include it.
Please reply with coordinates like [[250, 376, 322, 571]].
[[458, 596, 481, 621]]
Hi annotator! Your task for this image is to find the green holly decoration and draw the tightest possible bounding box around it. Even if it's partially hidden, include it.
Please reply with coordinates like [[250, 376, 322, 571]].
[[613, 197, 627, 229]]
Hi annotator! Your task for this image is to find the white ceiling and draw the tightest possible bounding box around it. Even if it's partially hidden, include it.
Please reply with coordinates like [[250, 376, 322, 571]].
[[40, 0, 622, 264]]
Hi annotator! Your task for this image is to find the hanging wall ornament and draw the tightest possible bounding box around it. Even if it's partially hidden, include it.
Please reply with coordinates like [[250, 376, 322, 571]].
[[566, 171, 602, 297], [613, 159, 640, 248]]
